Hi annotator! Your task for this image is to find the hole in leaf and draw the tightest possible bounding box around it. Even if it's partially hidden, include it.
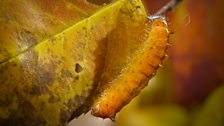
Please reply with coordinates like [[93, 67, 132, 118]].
[[75, 63, 83, 73]]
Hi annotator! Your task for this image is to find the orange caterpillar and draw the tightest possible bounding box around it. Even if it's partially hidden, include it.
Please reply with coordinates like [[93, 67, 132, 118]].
[[91, 17, 170, 119]]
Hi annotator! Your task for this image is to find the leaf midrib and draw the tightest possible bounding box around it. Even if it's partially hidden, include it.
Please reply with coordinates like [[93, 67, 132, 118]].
[[0, 1, 120, 66]]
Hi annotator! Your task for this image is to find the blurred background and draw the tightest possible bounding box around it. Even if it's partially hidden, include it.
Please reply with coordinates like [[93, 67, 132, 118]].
[[69, 0, 224, 125]]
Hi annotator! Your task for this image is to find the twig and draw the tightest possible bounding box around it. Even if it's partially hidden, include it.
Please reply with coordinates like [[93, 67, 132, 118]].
[[155, 0, 183, 15]]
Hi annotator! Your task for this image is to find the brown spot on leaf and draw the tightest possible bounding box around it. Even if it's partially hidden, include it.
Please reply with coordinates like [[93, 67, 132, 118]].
[[61, 69, 73, 78], [0, 97, 11, 107], [0, 97, 47, 126], [17, 29, 38, 48], [60, 109, 71, 124], [20, 49, 56, 95], [48, 94, 60, 103]]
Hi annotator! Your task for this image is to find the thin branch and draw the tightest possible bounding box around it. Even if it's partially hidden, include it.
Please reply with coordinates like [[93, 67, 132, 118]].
[[155, 0, 183, 15]]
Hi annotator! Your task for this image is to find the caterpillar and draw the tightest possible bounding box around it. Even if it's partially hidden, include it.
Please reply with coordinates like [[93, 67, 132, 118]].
[[91, 16, 170, 119]]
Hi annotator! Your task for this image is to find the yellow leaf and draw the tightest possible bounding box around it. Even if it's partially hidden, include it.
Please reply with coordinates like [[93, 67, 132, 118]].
[[0, 0, 122, 125]]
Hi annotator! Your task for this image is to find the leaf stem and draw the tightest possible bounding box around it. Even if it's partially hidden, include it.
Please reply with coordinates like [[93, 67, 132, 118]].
[[155, 0, 183, 15]]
